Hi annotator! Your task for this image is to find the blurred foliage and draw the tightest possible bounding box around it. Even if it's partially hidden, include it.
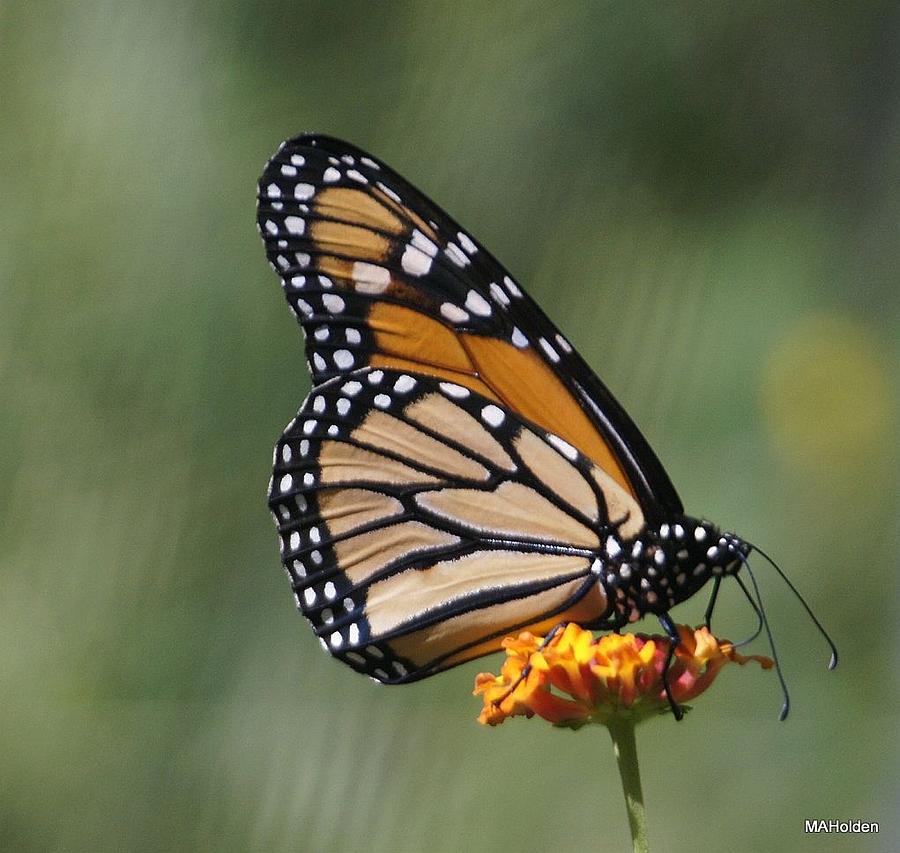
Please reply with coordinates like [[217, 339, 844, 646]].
[[2, 2, 898, 851]]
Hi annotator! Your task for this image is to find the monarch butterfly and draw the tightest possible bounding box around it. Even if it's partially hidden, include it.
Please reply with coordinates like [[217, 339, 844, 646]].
[[256, 134, 836, 719]]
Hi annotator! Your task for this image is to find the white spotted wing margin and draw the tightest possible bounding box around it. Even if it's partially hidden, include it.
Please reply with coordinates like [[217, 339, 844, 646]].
[[268, 367, 646, 683], [256, 133, 682, 520], [256, 134, 519, 383]]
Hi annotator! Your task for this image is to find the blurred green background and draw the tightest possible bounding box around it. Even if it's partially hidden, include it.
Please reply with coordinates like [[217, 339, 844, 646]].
[[2, 2, 898, 851]]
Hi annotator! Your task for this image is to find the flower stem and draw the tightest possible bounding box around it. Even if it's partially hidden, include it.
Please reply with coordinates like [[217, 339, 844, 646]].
[[607, 716, 648, 853]]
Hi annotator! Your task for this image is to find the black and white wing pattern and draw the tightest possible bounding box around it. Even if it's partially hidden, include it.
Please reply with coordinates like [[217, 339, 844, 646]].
[[268, 367, 646, 681], [257, 134, 682, 519]]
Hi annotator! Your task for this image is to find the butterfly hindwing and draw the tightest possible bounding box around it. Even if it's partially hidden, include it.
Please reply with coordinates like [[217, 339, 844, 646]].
[[268, 367, 645, 681], [257, 134, 682, 517]]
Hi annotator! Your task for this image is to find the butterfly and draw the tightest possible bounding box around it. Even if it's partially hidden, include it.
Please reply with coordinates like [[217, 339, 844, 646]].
[[256, 134, 835, 719]]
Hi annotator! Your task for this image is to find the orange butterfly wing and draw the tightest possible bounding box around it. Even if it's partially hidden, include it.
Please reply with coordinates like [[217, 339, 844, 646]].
[[257, 135, 682, 516]]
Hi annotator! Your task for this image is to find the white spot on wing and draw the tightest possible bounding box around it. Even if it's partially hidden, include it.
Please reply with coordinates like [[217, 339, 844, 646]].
[[411, 230, 437, 256], [440, 303, 469, 323], [346, 169, 367, 183], [393, 375, 416, 393], [547, 434, 578, 461], [323, 167, 341, 183], [401, 245, 432, 277], [481, 405, 505, 427], [280, 164, 297, 177], [605, 536, 622, 557], [284, 216, 305, 235], [439, 382, 469, 399], [555, 333, 573, 354], [539, 337, 560, 362], [376, 181, 401, 203], [445, 242, 469, 267], [489, 282, 511, 306], [352, 261, 390, 293], [464, 290, 492, 317], [266, 183, 281, 198], [294, 183, 315, 200], [374, 394, 391, 408], [511, 327, 528, 348], [322, 293, 346, 314], [503, 275, 523, 297], [457, 232, 478, 255], [334, 350, 354, 369]]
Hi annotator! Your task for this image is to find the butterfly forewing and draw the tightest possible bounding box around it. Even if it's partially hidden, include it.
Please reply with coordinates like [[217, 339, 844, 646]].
[[257, 134, 681, 516], [268, 367, 645, 681]]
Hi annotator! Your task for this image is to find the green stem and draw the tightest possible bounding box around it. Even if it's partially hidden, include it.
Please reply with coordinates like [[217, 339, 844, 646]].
[[607, 715, 648, 853]]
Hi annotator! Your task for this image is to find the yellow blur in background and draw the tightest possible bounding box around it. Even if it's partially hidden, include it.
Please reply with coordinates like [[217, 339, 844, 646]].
[[763, 314, 894, 479], [2, 3, 898, 852]]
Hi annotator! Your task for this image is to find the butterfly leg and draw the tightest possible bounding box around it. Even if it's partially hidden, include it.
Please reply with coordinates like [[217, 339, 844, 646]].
[[491, 622, 567, 709], [657, 612, 684, 721], [703, 576, 723, 630]]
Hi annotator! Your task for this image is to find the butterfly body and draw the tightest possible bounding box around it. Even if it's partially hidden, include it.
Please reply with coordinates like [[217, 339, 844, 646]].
[[590, 519, 749, 627], [257, 134, 752, 685]]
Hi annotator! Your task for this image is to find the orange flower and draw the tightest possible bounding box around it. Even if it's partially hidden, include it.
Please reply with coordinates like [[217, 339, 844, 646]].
[[474, 623, 773, 727]]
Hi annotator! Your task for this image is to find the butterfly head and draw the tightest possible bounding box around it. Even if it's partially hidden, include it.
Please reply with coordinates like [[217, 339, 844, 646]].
[[645, 517, 750, 578]]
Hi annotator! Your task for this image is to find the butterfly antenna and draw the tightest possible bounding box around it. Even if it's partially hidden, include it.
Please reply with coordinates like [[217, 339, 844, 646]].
[[731, 560, 764, 647], [737, 564, 791, 721], [747, 542, 838, 670]]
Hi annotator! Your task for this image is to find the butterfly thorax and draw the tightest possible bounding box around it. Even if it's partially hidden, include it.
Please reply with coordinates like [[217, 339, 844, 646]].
[[595, 517, 749, 623]]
